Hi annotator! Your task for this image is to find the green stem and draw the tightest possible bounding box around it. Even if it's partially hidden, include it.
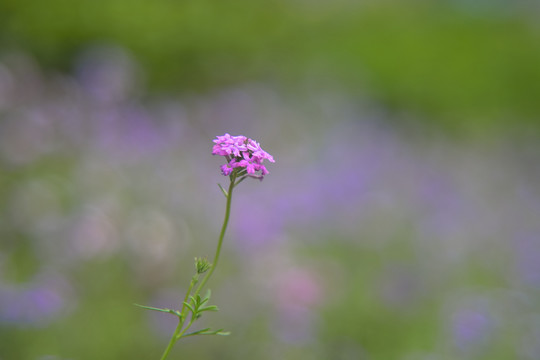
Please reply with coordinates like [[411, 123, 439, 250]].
[[195, 175, 235, 295], [160, 270, 198, 359], [179, 276, 197, 319], [159, 176, 235, 360], [176, 317, 196, 340], [160, 320, 183, 360]]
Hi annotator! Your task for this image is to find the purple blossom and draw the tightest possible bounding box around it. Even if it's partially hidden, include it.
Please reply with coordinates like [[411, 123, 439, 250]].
[[238, 151, 259, 175], [247, 139, 275, 163], [220, 159, 239, 176], [212, 133, 274, 179]]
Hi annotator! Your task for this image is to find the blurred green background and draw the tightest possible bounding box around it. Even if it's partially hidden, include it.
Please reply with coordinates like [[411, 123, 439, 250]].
[[1, 1, 539, 359], [3, 0, 540, 135]]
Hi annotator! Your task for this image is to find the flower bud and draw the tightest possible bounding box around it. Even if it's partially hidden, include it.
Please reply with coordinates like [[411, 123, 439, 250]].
[[194, 257, 211, 274]]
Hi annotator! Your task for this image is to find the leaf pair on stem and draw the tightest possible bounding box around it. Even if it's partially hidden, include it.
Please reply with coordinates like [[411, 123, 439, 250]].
[[134, 289, 229, 342]]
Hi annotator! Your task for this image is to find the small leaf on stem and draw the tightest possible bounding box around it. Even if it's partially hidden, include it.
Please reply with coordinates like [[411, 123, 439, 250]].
[[198, 305, 219, 312], [217, 183, 228, 197], [182, 301, 195, 314], [181, 328, 230, 338], [203, 289, 212, 302], [133, 304, 182, 318]]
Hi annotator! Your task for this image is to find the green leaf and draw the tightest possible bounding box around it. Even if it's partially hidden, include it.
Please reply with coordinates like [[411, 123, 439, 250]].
[[199, 296, 209, 306], [181, 328, 211, 338], [181, 328, 230, 338], [198, 305, 219, 312], [203, 289, 212, 302], [183, 301, 195, 314], [133, 304, 182, 318], [218, 183, 228, 198], [234, 175, 248, 187]]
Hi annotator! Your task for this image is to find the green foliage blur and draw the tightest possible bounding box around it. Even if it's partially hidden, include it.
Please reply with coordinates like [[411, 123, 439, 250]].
[[2, 0, 540, 135]]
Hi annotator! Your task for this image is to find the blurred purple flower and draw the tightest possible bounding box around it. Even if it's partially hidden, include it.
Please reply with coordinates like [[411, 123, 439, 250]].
[[0, 275, 73, 327], [451, 306, 494, 352], [75, 45, 141, 104], [92, 105, 168, 159]]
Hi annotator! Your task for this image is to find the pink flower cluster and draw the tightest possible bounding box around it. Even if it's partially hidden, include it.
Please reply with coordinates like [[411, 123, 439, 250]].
[[212, 133, 275, 178]]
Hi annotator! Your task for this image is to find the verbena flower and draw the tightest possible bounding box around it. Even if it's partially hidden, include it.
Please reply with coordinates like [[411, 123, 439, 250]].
[[213, 134, 275, 179]]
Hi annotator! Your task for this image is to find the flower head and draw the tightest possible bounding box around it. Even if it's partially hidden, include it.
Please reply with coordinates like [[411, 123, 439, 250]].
[[212, 133, 274, 179]]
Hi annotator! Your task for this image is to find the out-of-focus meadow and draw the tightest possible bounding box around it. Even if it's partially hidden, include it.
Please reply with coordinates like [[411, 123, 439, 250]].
[[1, 1, 540, 359]]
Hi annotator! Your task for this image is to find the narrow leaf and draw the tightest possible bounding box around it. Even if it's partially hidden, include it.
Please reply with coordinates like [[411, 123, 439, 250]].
[[218, 184, 228, 198], [134, 304, 183, 319], [180, 328, 211, 338], [203, 289, 212, 302], [183, 301, 195, 314], [199, 305, 219, 312], [181, 328, 230, 338], [188, 296, 198, 310], [234, 175, 248, 187]]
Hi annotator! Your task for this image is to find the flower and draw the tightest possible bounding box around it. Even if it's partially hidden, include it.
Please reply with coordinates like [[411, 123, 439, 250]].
[[212, 133, 274, 179], [220, 158, 239, 176]]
